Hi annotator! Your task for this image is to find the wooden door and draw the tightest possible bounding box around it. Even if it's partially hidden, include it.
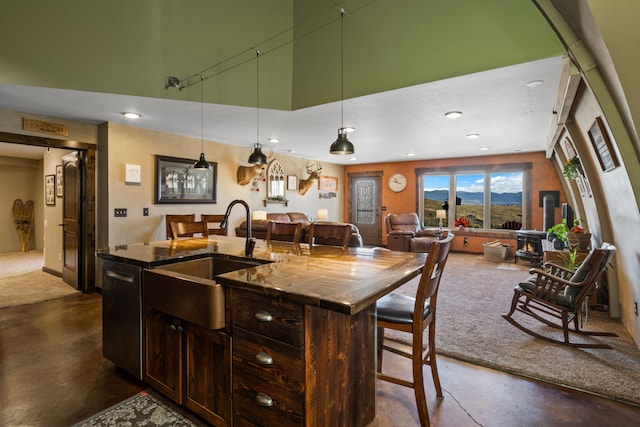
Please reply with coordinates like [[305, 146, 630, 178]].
[[348, 172, 382, 246], [62, 153, 80, 289]]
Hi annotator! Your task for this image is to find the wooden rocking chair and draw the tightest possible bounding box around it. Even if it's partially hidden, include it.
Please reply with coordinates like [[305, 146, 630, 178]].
[[502, 242, 617, 349]]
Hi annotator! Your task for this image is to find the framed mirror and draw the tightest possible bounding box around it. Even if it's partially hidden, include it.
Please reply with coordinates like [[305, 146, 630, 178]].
[[267, 159, 286, 201]]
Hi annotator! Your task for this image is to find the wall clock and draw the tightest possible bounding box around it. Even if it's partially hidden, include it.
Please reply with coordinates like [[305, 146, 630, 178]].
[[388, 173, 407, 192]]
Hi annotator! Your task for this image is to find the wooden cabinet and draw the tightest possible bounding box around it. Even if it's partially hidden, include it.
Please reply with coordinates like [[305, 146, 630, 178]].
[[230, 288, 376, 426], [144, 307, 231, 426]]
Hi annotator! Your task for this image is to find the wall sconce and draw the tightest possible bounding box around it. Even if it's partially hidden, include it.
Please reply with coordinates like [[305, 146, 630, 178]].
[[317, 209, 329, 221]]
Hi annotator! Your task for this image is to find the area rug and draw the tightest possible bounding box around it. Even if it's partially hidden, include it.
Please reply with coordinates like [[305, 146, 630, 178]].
[[386, 253, 640, 407], [73, 390, 202, 426], [0, 270, 78, 308]]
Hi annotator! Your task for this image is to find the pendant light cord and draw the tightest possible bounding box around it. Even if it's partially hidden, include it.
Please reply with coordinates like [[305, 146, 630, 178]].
[[340, 8, 345, 130], [256, 50, 260, 144], [200, 75, 204, 152]]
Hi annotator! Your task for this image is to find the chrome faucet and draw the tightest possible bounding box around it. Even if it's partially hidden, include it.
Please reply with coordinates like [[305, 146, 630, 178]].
[[220, 199, 255, 257]]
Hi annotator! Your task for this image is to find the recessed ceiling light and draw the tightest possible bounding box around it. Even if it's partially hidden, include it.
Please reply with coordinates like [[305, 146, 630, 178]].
[[479, 146, 490, 151], [445, 111, 462, 119], [122, 112, 141, 119], [406, 152, 415, 157], [525, 80, 543, 87], [268, 137, 280, 143], [349, 157, 357, 161], [466, 133, 480, 139]]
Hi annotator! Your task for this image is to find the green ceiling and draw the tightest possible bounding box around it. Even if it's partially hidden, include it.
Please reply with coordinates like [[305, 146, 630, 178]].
[[0, 0, 564, 110]]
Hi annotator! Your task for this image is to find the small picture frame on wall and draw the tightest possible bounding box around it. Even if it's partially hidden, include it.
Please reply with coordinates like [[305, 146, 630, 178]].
[[55, 164, 63, 197], [587, 116, 619, 172], [287, 175, 297, 191], [318, 176, 338, 191], [45, 174, 56, 206]]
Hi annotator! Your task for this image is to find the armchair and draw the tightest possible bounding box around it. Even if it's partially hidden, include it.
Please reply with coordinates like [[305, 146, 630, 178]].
[[384, 213, 441, 252]]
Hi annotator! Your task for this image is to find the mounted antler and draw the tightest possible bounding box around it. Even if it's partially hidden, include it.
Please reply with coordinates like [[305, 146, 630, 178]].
[[298, 161, 322, 195], [237, 164, 265, 186]]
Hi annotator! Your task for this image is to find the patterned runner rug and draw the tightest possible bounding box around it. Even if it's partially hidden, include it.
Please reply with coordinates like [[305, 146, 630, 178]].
[[73, 390, 205, 426]]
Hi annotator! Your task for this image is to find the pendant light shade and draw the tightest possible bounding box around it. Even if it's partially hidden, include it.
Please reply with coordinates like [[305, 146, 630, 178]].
[[330, 8, 354, 155], [330, 128, 354, 154], [193, 75, 210, 170], [193, 152, 210, 169], [247, 50, 268, 166], [248, 143, 268, 165]]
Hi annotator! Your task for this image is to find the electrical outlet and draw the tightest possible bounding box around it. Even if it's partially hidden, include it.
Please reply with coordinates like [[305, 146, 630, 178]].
[[143, 208, 149, 216], [114, 208, 127, 217]]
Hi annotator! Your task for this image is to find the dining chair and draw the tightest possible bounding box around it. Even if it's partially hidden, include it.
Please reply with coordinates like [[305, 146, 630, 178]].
[[307, 223, 351, 249], [201, 214, 228, 236], [169, 221, 209, 240], [165, 214, 195, 239], [376, 233, 454, 426], [266, 221, 303, 244]]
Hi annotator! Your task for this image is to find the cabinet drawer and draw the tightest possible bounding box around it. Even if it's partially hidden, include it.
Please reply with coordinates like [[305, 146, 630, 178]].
[[231, 289, 303, 346], [233, 367, 304, 427], [233, 328, 304, 393]]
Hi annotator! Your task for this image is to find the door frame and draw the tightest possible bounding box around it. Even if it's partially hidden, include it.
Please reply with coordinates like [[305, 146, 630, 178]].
[[0, 132, 96, 293]]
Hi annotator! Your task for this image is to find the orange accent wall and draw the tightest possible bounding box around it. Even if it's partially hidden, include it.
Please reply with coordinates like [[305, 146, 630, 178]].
[[343, 152, 565, 248]]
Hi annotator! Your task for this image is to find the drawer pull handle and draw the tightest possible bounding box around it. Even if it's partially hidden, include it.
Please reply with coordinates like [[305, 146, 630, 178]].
[[255, 351, 273, 366], [254, 310, 273, 322], [255, 392, 273, 407]]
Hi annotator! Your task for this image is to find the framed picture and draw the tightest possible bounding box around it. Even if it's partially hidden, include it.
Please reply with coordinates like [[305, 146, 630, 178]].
[[287, 175, 297, 191], [587, 116, 619, 172], [318, 176, 338, 191], [45, 174, 56, 206], [154, 155, 217, 204], [55, 165, 63, 197]]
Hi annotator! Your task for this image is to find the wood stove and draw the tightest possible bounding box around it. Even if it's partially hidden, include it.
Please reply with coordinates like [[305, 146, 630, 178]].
[[515, 230, 547, 265]]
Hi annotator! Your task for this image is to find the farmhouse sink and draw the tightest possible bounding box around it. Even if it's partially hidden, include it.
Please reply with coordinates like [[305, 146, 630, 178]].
[[143, 255, 267, 330]]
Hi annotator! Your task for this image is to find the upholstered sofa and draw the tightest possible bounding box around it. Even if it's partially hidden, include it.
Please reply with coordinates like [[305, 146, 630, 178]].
[[235, 212, 363, 247], [384, 212, 442, 252]]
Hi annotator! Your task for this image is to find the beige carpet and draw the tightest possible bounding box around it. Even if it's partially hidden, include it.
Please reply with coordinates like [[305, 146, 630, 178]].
[[387, 253, 640, 407], [0, 250, 78, 308]]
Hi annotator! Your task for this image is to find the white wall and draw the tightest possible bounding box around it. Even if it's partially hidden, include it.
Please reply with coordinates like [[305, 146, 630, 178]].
[[103, 122, 345, 245]]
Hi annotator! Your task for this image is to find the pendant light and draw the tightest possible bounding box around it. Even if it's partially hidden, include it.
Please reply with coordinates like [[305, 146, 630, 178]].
[[330, 8, 354, 155], [193, 75, 211, 170], [248, 50, 268, 165]]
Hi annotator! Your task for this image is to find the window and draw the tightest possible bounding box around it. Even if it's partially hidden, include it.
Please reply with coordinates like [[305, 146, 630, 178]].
[[420, 166, 528, 230]]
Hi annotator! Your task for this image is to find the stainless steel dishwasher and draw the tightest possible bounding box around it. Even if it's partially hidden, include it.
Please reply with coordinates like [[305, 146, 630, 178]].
[[102, 259, 143, 379]]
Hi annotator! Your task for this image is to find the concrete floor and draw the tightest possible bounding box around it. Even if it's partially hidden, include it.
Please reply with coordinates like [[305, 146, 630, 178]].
[[0, 293, 639, 426]]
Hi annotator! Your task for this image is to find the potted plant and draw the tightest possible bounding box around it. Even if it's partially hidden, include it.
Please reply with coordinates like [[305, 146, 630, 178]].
[[567, 218, 591, 251], [547, 219, 568, 249], [563, 156, 583, 181]]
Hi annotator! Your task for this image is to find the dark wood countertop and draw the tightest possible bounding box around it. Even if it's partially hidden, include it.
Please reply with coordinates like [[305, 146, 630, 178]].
[[97, 236, 426, 315]]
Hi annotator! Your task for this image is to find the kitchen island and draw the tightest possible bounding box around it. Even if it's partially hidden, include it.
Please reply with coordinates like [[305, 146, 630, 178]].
[[98, 235, 426, 426]]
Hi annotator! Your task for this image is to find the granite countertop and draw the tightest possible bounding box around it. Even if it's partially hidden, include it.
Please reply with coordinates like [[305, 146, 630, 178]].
[[97, 235, 426, 315]]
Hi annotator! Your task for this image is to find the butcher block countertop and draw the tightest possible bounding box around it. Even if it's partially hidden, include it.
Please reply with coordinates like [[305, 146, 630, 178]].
[[97, 235, 426, 315]]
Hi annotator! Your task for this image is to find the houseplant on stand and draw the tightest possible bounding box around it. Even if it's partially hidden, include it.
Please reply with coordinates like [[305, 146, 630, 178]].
[[547, 219, 568, 249], [566, 219, 591, 251]]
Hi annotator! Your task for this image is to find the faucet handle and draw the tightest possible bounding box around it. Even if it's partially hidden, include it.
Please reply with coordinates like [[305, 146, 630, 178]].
[[246, 237, 256, 257]]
